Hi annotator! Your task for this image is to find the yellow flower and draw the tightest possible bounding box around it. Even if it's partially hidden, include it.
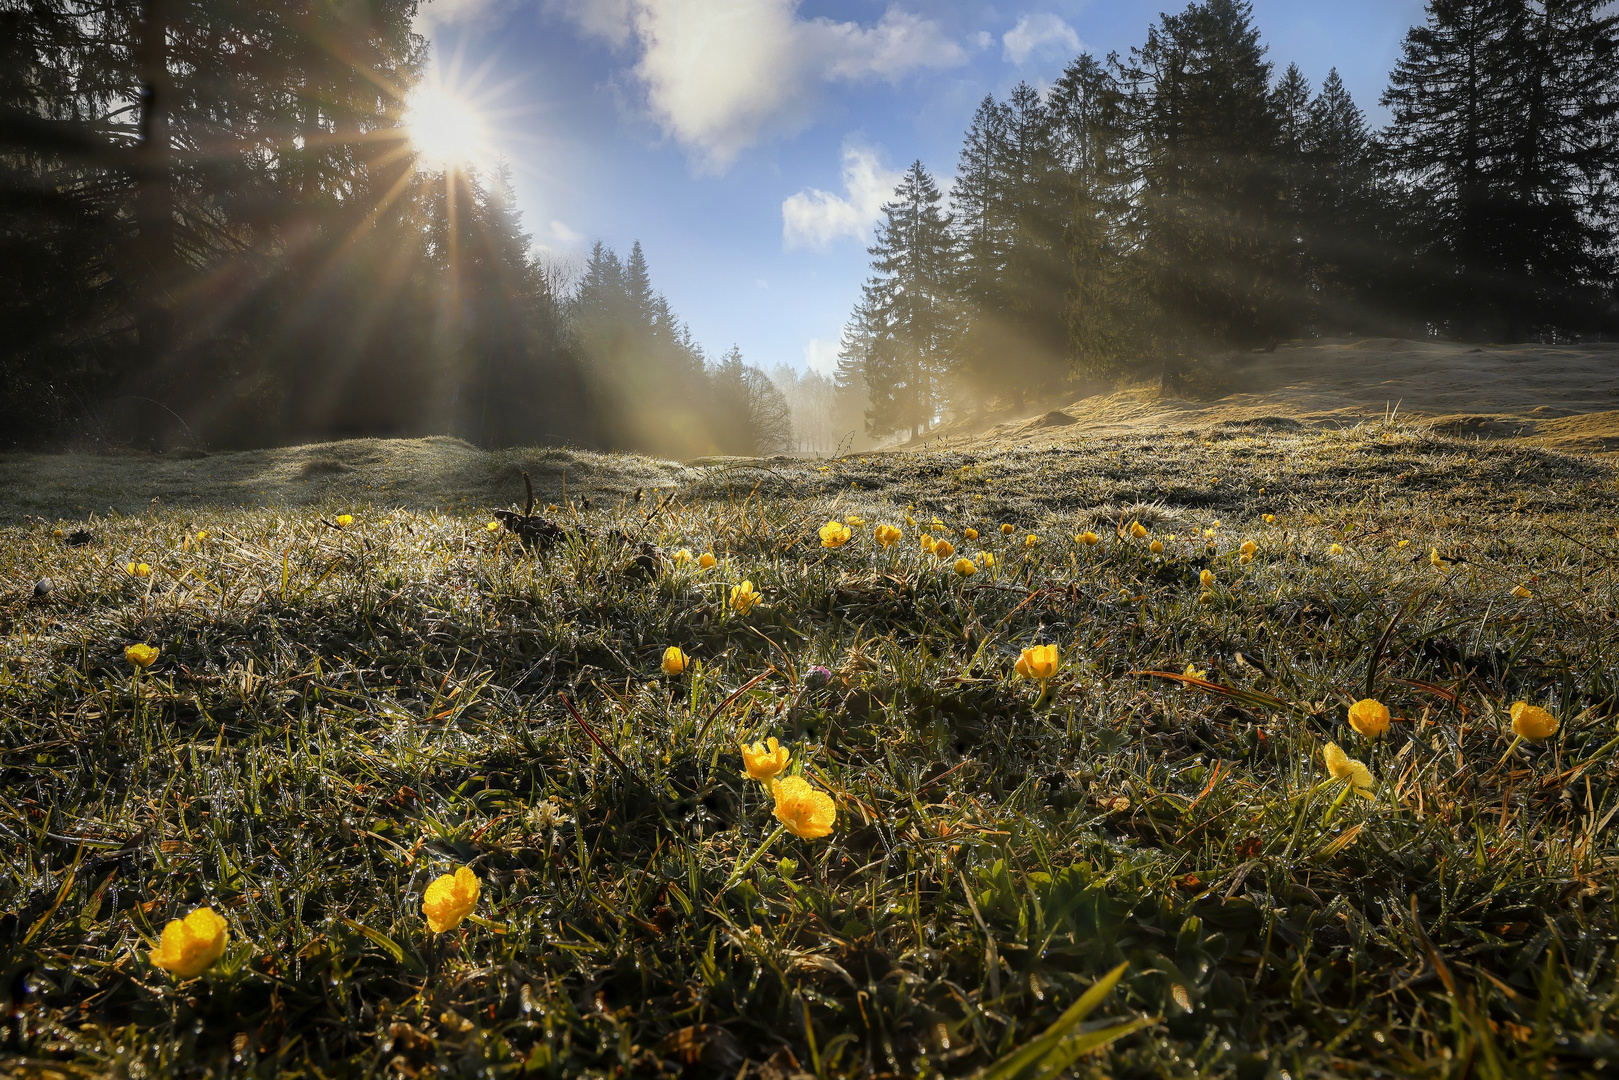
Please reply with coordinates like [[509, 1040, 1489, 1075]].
[[1322, 742, 1375, 799], [1329, 543, 1344, 556], [978, 551, 995, 568], [954, 557, 977, 576], [149, 907, 229, 978], [1149, 540, 1164, 554], [1262, 514, 1276, 524], [1347, 698, 1390, 739], [661, 646, 689, 675], [698, 552, 717, 569], [819, 521, 852, 548], [126, 562, 152, 578], [1075, 530, 1100, 546], [672, 548, 694, 565], [741, 737, 791, 781], [1211, 521, 1222, 529], [730, 581, 761, 614], [1014, 644, 1059, 681], [336, 514, 354, 527], [964, 527, 979, 540], [485, 521, 501, 532], [423, 867, 480, 933], [1200, 569, 1215, 588], [771, 776, 836, 838], [1129, 521, 1148, 539], [125, 644, 160, 669], [1199, 592, 1215, 606], [1183, 663, 1208, 680], [1024, 534, 1040, 549], [1429, 547, 1448, 569], [1510, 584, 1531, 599], [874, 524, 902, 548], [195, 530, 210, 541], [932, 539, 956, 559], [920, 533, 934, 552], [905, 515, 917, 527], [1397, 539, 1410, 549], [845, 515, 865, 527], [1509, 702, 1558, 742], [1240, 540, 1258, 559]]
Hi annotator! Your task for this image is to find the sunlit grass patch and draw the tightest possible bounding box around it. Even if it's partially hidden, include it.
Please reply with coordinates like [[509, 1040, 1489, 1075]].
[[1, 423, 1618, 1076]]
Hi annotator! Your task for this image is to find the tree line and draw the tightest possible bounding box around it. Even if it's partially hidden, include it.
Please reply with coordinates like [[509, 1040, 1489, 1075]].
[[840, 0, 1619, 440], [1, 0, 794, 456]]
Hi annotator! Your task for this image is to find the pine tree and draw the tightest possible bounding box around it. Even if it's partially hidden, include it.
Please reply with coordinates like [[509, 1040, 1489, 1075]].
[[858, 162, 956, 439], [1114, 0, 1291, 379], [1300, 70, 1387, 331]]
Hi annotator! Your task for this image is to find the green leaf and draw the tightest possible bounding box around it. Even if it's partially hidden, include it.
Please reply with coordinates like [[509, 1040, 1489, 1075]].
[[973, 963, 1145, 1080]]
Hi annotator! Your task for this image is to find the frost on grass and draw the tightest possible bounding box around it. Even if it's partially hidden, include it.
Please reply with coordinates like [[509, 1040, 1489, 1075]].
[[1, 424, 1617, 1076]]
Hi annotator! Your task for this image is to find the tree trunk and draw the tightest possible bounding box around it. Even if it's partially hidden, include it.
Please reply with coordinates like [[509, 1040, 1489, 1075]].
[[134, 0, 175, 360]]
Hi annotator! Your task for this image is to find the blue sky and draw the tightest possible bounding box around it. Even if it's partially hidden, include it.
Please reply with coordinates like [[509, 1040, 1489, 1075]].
[[416, 0, 1428, 375]]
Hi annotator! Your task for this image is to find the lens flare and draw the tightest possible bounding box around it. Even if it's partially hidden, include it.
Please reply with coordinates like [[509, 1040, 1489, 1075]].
[[405, 84, 490, 170]]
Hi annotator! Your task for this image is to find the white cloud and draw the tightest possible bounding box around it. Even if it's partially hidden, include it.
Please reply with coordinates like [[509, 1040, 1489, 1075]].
[[544, 0, 635, 48], [549, 219, 584, 247], [805, 338, 841, 374], [551, 1, 966, 173], [782, 141, 902, 252], [1002, 13, 1084, 66], [415, 0, 508, 34]]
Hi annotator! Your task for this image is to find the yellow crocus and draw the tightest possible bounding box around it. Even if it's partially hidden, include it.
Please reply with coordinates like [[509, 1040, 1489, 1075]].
[[661, 646, 689, 675], [771, 776, 836, 838], [1329, 543, 1344, 556], [672, 548, 694, 565], [1001, 523, 1015, 535], [730, 581, 761, 614], [423, 867, 480, 933], [819, 521, 852, 548], [1024, 534, 1040, 549], [1322, 742, 1375, 799], [1509, 702, 1558, 742], [125, 644, 160, 668], [954, 557, 977, 576], [149, 907, 229, 978], [1075, 531, 1100, 546], [336, 514, 353, 527], [932, 539, 955, 559], [741, 737, 790, 781], [1510, 584, 1532, 599], [874, 524, 902, 548], [1129, 521, 1148, 539], [1347, 698, 1390, 739], [1200, 569, 1215, 588], [698, 552, 717, 569], [127, 562, 152, 578], [978, 551, 995, 568], [963, 527, 979, 541], [1149, 540, 1164, 555], [1014, 644, 1059, 681]]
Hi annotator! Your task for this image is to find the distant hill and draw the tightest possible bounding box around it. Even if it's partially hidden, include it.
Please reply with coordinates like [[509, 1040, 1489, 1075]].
[[923, 338, 1619, 456]]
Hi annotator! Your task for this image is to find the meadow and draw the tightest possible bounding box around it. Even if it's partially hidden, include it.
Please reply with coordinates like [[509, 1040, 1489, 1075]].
[[2, 420, 1618, 1078]]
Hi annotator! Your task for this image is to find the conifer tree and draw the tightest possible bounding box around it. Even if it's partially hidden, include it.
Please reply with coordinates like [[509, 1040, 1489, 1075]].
[[859, 162, 955, 439]]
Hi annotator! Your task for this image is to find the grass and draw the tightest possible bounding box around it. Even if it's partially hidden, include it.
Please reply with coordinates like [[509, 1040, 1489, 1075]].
[[2, 420, 1618, 1078]]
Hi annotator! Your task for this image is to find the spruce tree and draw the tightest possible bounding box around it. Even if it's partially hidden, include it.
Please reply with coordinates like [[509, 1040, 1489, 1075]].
[[859, 162, 956, 439]]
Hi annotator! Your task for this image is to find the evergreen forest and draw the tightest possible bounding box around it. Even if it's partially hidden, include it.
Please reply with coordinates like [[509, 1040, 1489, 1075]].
[[3, 0, 1618, 452], [841, 0, 1619, 439]]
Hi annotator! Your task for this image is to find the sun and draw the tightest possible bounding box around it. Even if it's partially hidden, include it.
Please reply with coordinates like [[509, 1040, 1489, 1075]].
[[405, 83, 491, 171]]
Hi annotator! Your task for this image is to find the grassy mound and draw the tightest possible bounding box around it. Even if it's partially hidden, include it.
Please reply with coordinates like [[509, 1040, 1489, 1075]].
[[2, 422, 1618, 1077]]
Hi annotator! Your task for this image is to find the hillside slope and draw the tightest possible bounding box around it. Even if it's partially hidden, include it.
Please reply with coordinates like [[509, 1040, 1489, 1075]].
[[932, 337, 1619, 454]]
